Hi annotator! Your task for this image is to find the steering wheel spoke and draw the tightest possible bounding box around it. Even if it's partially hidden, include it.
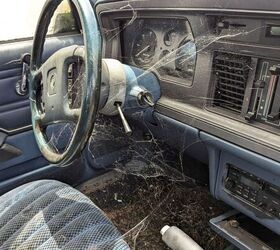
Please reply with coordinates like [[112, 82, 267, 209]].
[[64, 107, 81, 123]]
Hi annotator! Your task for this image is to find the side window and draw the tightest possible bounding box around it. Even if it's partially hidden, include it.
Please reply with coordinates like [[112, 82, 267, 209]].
[[48, 1, 78, 35], [0, 0, 78, 43]]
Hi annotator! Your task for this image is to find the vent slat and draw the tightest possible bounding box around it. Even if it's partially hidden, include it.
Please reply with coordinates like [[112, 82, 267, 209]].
[[215, 63, 246, 72], [219, 82, 245, 91], [215, 56, 249, 65], [220, 93, 244, 102], [216, 70, 246, 80], [219, 88, 245, 97], [213, 52, 251, 113], [219, 76, 245, 86]]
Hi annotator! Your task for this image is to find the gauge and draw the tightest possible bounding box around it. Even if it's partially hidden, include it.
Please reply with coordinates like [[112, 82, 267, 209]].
[[164, 30, 178, 46], [175, 40, 196, 78], [159, 50, 173, 68], [132, 29, 157, 67]]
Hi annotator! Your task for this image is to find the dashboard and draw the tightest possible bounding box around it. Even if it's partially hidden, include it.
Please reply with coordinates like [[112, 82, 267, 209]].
[[94, 0, 280, 240], [96, 1, 280, 161]]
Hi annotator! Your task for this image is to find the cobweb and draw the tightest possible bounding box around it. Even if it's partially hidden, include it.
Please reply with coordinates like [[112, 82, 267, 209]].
[[41, 1, 265, 154], [84, 114, 229, 249], [41, 6, 267, 249]]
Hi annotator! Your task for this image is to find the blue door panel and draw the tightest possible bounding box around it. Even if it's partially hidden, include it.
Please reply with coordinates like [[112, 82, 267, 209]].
[[0, 130, 42, 171], [0, 35, 83, 183], [0, 106, 31, 133], [0, 35, 82, 134], [0, 67, 24, 106], [0, 65, 30, 132]]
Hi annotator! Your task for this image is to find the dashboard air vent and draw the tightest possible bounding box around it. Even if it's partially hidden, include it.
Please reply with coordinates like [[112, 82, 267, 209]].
[[213, 52, 251, 113]]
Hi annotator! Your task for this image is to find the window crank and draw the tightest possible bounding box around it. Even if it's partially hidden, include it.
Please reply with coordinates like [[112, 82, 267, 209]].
[[16, 53, 30, 96], [115, 102, 132, 136]]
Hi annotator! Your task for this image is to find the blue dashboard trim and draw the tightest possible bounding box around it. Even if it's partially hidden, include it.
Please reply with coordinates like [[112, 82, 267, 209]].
[[144, 112, 209, 164]]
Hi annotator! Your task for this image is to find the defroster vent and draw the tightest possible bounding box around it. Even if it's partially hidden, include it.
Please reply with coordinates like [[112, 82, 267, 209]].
[[213, 52, 251, 113]]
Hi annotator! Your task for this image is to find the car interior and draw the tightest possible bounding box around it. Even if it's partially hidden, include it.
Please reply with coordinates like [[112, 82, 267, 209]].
[[0, 0, 280, 249]]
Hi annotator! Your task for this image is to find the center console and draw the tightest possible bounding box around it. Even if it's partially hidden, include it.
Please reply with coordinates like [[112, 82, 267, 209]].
[[201, 132, 280, 236], [225, 165, 280, 219]]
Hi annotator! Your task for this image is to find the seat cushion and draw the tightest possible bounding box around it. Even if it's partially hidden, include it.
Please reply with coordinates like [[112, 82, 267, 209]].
[[0, 180, 129, 250]]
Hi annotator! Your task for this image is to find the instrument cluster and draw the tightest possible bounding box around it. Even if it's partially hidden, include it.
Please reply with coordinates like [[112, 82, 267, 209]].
[[121, 18, 197, 85]]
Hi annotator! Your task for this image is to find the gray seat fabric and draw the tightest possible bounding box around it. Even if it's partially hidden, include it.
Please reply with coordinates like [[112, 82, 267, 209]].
[[0, 180, 130, 250]]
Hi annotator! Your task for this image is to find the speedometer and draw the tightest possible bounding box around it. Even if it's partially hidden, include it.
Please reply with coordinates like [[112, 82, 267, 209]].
[[132, 29, 157, 67]]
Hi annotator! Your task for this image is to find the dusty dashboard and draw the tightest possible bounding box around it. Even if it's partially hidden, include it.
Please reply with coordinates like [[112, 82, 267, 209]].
[[96, 0, 280, 162]]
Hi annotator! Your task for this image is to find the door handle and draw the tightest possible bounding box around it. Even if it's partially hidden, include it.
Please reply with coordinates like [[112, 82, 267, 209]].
[[16, 54, 31, 96]]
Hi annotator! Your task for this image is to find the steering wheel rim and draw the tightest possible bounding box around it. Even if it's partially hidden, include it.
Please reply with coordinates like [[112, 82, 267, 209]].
[[29, 0, 102, 165]]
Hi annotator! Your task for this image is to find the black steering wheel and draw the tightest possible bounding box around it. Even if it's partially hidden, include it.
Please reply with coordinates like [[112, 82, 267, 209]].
[[29, 0, 101, 165]]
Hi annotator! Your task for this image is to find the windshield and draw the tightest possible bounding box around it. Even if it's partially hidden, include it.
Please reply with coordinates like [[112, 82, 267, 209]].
[[0, 0, 75, 42]]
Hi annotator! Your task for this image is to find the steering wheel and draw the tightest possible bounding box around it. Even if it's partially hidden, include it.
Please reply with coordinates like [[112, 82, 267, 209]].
[[29, 0, 101, 165]]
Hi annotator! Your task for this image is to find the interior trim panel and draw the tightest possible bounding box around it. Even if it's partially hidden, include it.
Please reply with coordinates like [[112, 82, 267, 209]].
[[0, 34, 83, 135], [201, 132, 280, 235], [156, 98, 280, 163], [95, 0, 280, 13]]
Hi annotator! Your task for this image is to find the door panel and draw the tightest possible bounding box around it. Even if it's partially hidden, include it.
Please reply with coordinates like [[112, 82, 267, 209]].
[[0, 65, 30, 133], [0, 35, 82, 133], [0, 34, 83, 172], [0, 130, 44, 170], [0, 67, 24, 106]]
